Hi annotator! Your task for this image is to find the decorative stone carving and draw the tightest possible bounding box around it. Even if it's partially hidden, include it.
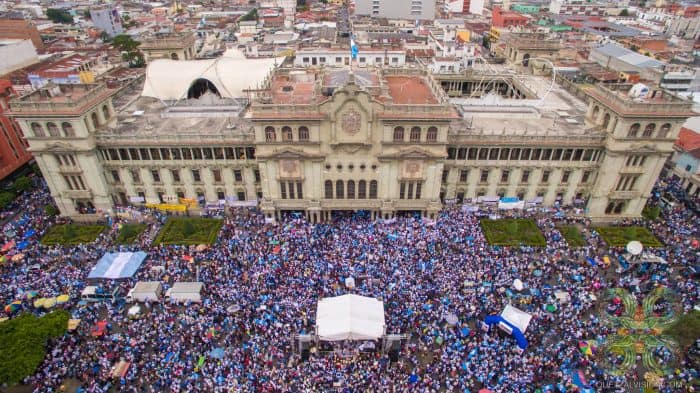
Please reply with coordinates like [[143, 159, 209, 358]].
[[341, 110, 361, 135]]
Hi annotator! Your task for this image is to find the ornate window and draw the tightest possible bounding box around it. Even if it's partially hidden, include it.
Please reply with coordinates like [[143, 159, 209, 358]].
[[643, 124, 656, 137], [658, 123, 671, 139], [426, 126, 438, 142], [335, 180, 344, 199], [47, 122, 60, 137], [324, 180, 333, 199], [265, 126, 276, 142], [358, 180, 367, 199], [62, 122, 75, 137], [369, 180, 378, 199], [31, 122, 45, 137], [347, 180, 355, 199], [410, 126, 421, 142], [602, 113, 611, 129], [102, 105, 110, 121], [282, 126, 293, 141], [298, 126, 309, 141], [393, 126, 404, 142], [591, 105, 600, 121], [627, 123, 640, 137]]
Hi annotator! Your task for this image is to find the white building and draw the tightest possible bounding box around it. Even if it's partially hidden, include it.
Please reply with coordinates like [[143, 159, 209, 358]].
[[293, 48, 406, 68], [549, 0, 606, 16], [90, 6, 123, 38], [354, 0, 436, 20]]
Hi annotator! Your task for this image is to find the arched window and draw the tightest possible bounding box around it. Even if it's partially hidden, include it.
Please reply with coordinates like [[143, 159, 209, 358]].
[[602, 113, 611, 129], [265, 126, 276, 142], [591, 105, 600, 122], [426, 126, 438, 142], [369, 180, 377, 199], [62, 122, 75, 137], [47, 122, 60, 137], [91, 112, 99, 128], [658, 123, 671, 139], [410, 126, 421, 142], [358, 180, 367, 198], [31, 122, 45, 137], [324, 180, 333, 199], [627, 123, 640, 137], [347, 180, 355, 199], [171, 52, 179, 60], [643, 123, 656, 137], [102, 105, 110, 121], [298, 126, 309, 141], [282, 126, 293, 141], [393, 126, 404, 142], [335, 180, 344, 199]]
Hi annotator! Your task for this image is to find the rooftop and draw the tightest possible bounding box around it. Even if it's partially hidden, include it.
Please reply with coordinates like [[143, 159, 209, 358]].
[[9, 83, 115, 115], [676, 127, 700, 152]]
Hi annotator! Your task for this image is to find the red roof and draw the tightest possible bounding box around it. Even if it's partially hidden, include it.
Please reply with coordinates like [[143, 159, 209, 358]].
[[676, 127, 700, 152]]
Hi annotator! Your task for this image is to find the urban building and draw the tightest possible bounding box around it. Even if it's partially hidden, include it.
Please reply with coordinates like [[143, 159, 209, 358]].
[[548, 0, 607, 16], [354, 0, 437, 21], [139, 33, 197, 63], [589, 43, 664, 82], [8, 55, 695, 222], [445, 0, 484, 14], [0, 15, 43, 50], [89, 6, 123, 38], [0, 79, 31, 181], [670, 127, 700, 197], [27, 54, 98, 89], [491, 7, 529, 29], [293, 48, 407, 68], [501, 33, 562, 66], [664, 15, 700, 40]]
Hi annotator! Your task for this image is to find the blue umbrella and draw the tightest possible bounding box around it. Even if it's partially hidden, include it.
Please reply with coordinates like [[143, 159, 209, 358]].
[[16, 241, 29, 250], [408, 374, 418, 383], [23, 229, 36, 239]]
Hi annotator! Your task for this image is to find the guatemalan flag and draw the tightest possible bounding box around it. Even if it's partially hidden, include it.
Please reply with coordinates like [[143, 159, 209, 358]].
[[350, 35, 359, 60]]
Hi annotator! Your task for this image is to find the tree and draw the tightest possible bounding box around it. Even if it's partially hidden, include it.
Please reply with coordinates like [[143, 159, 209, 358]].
[[46, 9, 74, 24], [44, 205, 59, 216], [239, 8, 258, 22], [111, 35, 145, 67], [482, 35, 491, 50], [0, 192, 14, 209], [12, 176, 32, 193], [620, 9, 629, 17]]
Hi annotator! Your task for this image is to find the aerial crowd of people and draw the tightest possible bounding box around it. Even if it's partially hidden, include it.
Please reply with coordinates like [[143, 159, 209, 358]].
[[0, 176, 698, 393]]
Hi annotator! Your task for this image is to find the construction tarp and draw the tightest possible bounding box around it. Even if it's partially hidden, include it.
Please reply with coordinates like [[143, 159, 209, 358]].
[[88, 252, 147, 279], [316, 294, 385, 341]]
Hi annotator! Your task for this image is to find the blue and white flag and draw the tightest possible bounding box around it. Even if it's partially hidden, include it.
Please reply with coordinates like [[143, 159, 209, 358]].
[[350, 36, 359, 60]]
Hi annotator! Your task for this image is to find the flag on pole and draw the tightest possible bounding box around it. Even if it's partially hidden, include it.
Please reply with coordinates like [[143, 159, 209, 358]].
[[350, 36, 359, 60]]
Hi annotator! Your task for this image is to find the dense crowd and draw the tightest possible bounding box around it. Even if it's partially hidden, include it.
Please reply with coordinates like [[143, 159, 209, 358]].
[[0, 177, 698, 393]]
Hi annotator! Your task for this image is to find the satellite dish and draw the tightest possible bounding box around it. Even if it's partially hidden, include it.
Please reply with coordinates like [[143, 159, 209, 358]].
[[626, 241, 643, 256]]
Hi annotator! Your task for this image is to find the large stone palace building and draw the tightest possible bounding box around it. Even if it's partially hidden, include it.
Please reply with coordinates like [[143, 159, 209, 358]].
[[8, 54, 696, 222]]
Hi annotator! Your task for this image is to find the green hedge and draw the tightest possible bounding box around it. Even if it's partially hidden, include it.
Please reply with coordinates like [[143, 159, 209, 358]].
[[594, 226, 663, 247], [153, 218, 223, 245], [557, 225, 586, 247], [0, 310, 69, 385], [480, 219, 546, 247], [116, 223, 147, 244], [642, 206, 661, 221], [40, 224, 105, 245]]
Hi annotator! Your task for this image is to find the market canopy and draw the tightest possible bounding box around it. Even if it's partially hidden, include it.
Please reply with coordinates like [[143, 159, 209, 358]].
[[88, 252, 147, 279], [316, 294, 385, 341]]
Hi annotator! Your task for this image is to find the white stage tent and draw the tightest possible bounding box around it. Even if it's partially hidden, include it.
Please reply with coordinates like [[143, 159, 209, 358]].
[[501, 305, 533, 333], [316, 294, 385, 341], [141, 49, 281, 101]]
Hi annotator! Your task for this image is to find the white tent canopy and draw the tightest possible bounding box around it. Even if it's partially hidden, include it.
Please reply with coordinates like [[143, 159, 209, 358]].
[[316, 294, 385, 341], [141, 49, 280, 101], [501, 305, 532, 333]]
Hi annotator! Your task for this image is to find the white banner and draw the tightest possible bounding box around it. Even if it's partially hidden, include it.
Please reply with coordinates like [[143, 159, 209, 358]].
[[228, 200, 258, 207]]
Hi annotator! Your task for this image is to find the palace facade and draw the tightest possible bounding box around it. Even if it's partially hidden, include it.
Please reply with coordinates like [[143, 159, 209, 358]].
[[8, 57, 696, 222]]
